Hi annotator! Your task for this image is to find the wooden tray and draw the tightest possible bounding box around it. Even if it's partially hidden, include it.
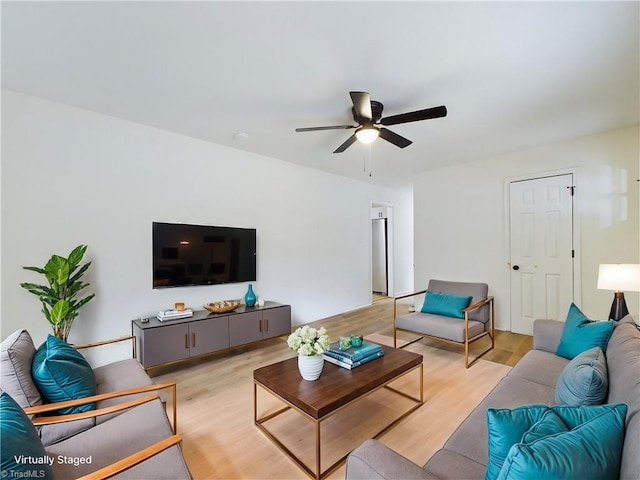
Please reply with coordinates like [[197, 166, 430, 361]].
[[204, 301, 240, 314]]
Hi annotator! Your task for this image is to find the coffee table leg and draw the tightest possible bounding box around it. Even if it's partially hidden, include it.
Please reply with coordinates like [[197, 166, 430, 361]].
[[316, 420, 321, 480]]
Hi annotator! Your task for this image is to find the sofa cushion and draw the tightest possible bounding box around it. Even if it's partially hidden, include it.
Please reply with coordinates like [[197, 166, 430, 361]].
[[421, 291, 472, 319], [32, 335, 96, 414], [555, 303, 614, 360], [423, 448, 486, 480], [0, 329, 42, 409], [395, 313, 484, 343], [94, 358, 157, 425], [555, 347, 607, 406], [496, 403, 627, 480], [45, 398, 191, 479], [442, 373, 557, 468], [0, 392, 54, 479], [507, 349, 568, 388]]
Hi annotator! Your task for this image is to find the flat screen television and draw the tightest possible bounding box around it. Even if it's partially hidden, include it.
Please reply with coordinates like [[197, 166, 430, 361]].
[[152, 222, 256, 288]]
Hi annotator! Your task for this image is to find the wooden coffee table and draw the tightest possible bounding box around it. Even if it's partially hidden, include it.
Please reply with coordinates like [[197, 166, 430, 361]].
[[253, 345, 423, 479]]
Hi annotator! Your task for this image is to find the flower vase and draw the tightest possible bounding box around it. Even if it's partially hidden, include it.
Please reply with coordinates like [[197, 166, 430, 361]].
[[298, 354, 324, 381], [245, 284, 256, 307]]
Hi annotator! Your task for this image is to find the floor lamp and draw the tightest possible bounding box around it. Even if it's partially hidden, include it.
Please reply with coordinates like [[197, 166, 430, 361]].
[[597, 264, 640, 321]]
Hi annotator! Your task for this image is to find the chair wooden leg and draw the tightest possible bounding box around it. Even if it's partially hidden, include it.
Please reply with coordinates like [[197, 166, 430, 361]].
[[464, 341, 469, 369]]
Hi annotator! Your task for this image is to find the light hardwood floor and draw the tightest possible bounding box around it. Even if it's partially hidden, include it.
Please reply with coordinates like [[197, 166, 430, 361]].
[[153, 299, 531, 479]]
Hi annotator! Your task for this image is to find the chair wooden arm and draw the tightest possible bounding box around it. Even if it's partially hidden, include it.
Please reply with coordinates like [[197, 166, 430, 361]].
[[76, 434, 183, 480], [31, 394, 160, 426], [73, 335, 136, 359], [394, 289, 428, 301], [25, 381, 178, 432], [394, 290, 427, 320], [463, 296, 494, 313]]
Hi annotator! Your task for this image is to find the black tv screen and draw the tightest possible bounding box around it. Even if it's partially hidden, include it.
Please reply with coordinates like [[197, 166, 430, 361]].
[[152, 222, 256, 288]]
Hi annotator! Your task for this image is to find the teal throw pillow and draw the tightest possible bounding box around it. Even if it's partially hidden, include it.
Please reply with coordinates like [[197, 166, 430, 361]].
[[485, 403, 627, 480], [555, 303, 614, 360], [520, 410, 569, 444], [421, 290, 472, 319], [496, 403, 627, 480], [555, 347, 608, 406], [0, 392, 54, 479], [485, 405, 550, 480], [31, 335, 96, 414]]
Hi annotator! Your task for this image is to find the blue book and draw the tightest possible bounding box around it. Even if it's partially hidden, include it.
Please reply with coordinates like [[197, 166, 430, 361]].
[[323, 349, 384, 370], [326, 341, 383, 364]]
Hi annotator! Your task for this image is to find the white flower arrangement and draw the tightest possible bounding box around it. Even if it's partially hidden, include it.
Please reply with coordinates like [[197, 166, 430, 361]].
[[287, 326, 331, 356]]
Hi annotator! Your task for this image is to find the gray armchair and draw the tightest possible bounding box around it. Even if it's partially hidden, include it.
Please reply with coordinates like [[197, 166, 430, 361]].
[[394, 279, 495, 368]]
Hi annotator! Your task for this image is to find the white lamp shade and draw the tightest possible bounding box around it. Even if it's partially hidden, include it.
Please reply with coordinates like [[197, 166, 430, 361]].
[[355, 127, 379, 144], [597, 264, 640, 292]]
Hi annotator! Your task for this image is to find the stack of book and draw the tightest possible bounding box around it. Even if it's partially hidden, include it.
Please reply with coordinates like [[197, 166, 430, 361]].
[[157, 308, 193, 322], [322, 341, 384, 370]]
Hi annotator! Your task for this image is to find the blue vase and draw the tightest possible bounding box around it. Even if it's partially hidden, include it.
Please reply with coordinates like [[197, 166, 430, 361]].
[[245, 284, 257, 307]]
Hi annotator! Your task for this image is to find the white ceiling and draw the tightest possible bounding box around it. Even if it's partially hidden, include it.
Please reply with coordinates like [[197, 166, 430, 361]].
[[2, 1, 639, 188]]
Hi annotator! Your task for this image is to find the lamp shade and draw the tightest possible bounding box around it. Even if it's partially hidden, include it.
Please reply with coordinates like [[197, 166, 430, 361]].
[[355, 126, 379, 144], [597, 264, 640, 292]]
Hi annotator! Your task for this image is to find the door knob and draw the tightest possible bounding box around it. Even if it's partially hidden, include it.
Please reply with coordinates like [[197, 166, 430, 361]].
[[512, 265, 520, 271]]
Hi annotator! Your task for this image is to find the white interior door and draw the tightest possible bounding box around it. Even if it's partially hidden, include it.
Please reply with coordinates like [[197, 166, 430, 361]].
[[509, 174, 574, 335]]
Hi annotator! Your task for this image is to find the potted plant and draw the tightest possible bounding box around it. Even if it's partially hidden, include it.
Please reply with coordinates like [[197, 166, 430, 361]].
[[287, 326, 331, 380], [20, 245, 95, 342]]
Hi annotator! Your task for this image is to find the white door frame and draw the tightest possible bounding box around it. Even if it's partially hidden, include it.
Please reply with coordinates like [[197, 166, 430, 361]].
[[371, 201, 394, 298], [503, 168, 582, 331]]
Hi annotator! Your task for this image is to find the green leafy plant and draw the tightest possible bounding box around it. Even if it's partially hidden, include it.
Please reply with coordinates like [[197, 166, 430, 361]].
[[20, 245, 96, 341]]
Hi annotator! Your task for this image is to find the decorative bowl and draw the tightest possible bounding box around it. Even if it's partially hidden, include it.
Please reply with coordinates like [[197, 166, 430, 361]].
[[204, 300, 240, 314]]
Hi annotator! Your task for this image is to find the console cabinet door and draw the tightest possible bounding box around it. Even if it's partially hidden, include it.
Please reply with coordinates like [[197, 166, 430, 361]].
[[229, 311, 264, 347], [263, 306, 291, 339], [189, 316, 230, 357], [141, 323, 190, 367]]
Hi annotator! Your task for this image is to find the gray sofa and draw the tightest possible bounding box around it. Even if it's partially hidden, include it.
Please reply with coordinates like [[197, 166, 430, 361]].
[[346, 315, 639, 480]]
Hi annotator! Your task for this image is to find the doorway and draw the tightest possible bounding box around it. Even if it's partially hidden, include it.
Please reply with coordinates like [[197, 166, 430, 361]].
[[372, 217, 388, 296], [508, 174, 575, 335], [371, 203, 393, 301]]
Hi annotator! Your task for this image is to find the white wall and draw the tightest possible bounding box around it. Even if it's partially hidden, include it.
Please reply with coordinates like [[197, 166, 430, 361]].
[[1, 91, 414, 363], [414, 126, 639, 330]]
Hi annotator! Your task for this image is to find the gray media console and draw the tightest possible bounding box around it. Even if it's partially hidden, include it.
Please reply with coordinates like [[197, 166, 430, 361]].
[[131, 301, 291, 370]]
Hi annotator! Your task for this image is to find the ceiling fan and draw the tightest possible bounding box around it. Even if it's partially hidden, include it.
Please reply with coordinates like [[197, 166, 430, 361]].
[[295, 91, 447, 153]]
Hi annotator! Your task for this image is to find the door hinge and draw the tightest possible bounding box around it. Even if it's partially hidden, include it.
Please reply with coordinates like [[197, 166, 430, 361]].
[[571, 249, 575, 258], [566, 186, 576, 196]]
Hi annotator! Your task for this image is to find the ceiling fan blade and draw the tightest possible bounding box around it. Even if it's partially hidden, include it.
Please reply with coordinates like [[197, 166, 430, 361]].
[[350, 91, 372, 122], [295, 125, 355, 132], [333, 134, 357, 153], [380, 105, 447, 126], [379, 128, 412, 148]]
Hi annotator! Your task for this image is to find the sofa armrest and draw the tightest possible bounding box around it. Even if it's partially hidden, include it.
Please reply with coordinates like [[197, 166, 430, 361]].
[[346, 440, 441, 480], [76, 434, 183, 480], [533, 319, 564, 353]]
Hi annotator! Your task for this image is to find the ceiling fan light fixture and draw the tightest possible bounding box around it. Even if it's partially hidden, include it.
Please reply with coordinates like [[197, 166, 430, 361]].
[[355, 126, 379, 144]]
